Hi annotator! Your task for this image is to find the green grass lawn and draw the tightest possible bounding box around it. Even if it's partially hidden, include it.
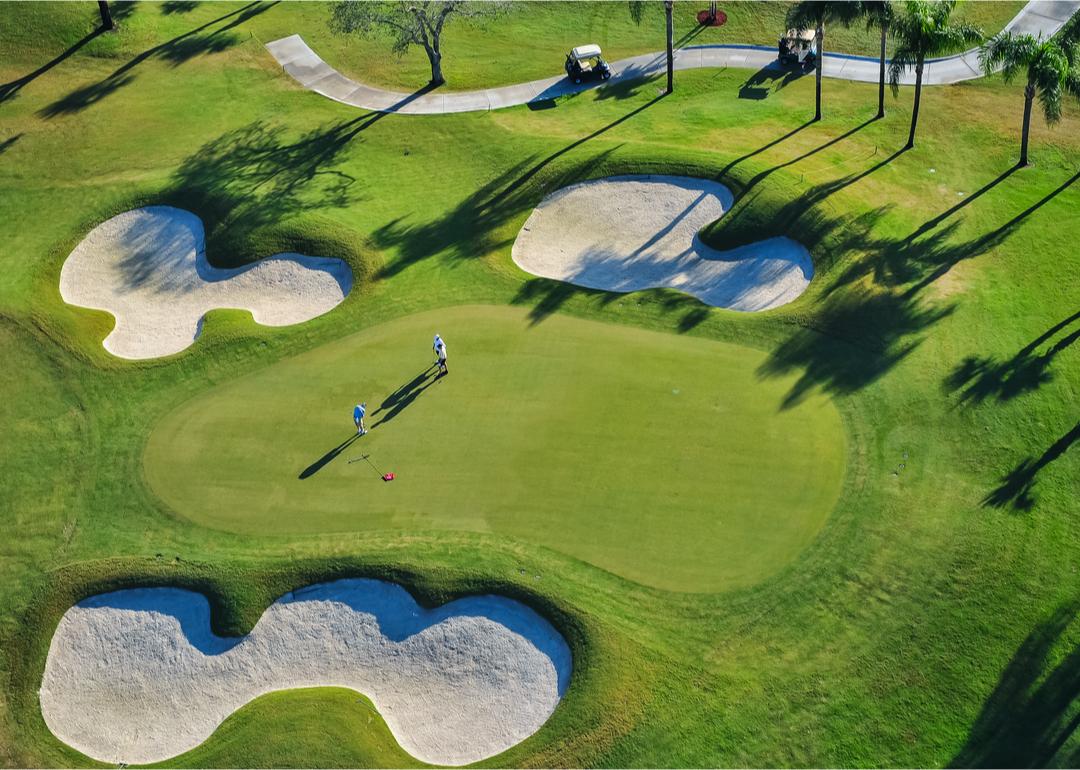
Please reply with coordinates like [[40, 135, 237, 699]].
[[1, 0, 1079, 768], [144, 305, 846, 592], [154, 689, 426, 768]]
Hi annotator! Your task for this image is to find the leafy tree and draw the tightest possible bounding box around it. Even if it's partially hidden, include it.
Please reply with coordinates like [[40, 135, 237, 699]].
[[888, 0, 982, 149], [861, 1, 894, 119], [786, 1, 862, 121], [330, 1, 503, 87], [980, 32, 1080, 166]]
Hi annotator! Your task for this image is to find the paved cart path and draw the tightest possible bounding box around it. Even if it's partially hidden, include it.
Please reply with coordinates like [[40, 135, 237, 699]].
[[265, 0, 1079, 115]]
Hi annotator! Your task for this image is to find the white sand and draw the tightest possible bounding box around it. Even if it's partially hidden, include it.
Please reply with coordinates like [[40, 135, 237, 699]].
[[59, 206, 353, 359], [511, 175, 813, 311], [39, 578, 572, 766]]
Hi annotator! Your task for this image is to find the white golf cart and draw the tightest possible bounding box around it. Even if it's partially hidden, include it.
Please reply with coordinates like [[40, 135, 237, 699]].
[[778, 28, 817, 68], [565, 44, 612, 84]]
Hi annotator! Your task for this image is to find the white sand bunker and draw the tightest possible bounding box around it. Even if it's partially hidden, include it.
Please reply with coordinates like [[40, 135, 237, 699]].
[[60, 206, 353, 359], [512, 175, 813, 311], [39, 578, 572, 766]]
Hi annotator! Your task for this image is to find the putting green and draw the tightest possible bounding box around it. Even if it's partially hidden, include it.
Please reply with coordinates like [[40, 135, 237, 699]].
[[144, 306, 846, 591]]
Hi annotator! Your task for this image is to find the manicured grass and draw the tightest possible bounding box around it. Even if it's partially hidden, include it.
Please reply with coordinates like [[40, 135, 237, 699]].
[[0, 1, 1079, 768], [144, 305, 846, 592], [0, 1, 1025, 93], [155, 689, 426, 768], [270, 0, 1024, 92]]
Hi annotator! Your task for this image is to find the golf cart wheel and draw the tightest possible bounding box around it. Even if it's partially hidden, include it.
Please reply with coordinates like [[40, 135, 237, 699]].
[[602, 71, 611, 80]]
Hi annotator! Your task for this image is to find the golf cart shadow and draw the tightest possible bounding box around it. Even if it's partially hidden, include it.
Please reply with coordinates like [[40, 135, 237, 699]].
[[738, 62, 807, 100]]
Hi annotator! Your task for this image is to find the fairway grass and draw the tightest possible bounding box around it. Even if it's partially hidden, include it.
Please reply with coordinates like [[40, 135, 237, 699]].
[[144, 306, 847, 592], [2, 1, 1080, 766]]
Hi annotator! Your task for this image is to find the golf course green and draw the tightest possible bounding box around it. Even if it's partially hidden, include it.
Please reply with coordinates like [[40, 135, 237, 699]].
[[3, 0, 1080, 767], [144, 305, 846, 592]]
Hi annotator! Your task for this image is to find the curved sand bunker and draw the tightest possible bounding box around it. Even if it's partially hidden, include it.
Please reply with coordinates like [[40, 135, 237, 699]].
[[39, 578, 571, 766], [512, 175, 813, 311], [59, 206, 352, 359]]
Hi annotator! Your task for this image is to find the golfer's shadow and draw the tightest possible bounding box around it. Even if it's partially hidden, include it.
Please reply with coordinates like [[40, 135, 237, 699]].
[[298, 433, 361, 480], [371, 366, 438, 429]]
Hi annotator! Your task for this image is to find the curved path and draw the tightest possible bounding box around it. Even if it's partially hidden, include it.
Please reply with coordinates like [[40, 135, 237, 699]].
[[266, 1, 1079, 115]]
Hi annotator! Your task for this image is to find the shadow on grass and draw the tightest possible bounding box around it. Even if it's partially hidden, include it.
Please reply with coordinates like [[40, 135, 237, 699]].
[[0, 134, 22, 155], [982, 421, 1079, 511], [371, 368, 438, 428], [38, 1, 276, 118], [738, 62, 807, 100], [146, 115, 369, 281], [945, 310, 1080, 405], [0, 27, 104, 104], [747, 157, 1077, 409], [951, 598, 1080, 767], [299, 433, 360, 480], [161, 0, 200, 13], [372, 94, 667, 279]]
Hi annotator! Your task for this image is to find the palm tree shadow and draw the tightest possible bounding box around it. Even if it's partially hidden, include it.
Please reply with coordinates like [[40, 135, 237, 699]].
[[38, 1, 276, 118], [0, 27, 105, 104], [982, 421, 1080, 511], [299, 433, 360, 480], [950, 598, 1080, 768], [944, 310, 1080, 406]]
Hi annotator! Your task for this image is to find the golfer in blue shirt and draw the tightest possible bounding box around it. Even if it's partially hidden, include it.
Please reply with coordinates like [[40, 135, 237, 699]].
[[353, 402, 367, 435]]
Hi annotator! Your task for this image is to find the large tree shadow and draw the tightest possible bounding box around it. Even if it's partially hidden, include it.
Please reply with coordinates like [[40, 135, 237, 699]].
[[945, 310, 1080, 406], [982, 421, 1079, 511], [371, 94, 668, 280], [38, 1, 276, 118], [951, 598, 1080, 767], [752, 159, 1078, 409], [138, 115, 370, 283]]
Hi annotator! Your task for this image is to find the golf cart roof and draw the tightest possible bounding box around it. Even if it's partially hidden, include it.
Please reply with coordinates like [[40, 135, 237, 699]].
[[570, 44, 603, 60], [784, 28, 816, 42]]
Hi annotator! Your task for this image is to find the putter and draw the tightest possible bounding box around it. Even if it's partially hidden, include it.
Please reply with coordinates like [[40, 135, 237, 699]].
[[348, 453, 394, 481]]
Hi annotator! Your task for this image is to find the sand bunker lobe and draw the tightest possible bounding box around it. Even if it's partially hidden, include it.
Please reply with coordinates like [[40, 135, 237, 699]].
[[59, 206, 352, 359], [39, 578, 571, 766], [511, 175, 813, 311]]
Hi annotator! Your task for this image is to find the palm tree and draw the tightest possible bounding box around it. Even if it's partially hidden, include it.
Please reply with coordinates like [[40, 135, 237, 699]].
[[627, 0, 675, 94], [786, 1, 862, 122], [980, 32, 1080, 166], [888, 0, 982, 149], [665, 0, 674, 94], [860, 1, 894, 119]]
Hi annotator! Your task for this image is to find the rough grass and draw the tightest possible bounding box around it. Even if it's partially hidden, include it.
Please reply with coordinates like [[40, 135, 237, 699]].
[[0, 1, 1079, 768]]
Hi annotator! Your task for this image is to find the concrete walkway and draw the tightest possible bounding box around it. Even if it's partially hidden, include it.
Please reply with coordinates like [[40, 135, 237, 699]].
[[266, 1, 1080, 115]]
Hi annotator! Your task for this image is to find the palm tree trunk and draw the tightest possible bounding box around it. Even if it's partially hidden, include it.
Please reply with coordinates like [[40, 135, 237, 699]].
[[1019, 84, 1034, 167], [97, 1, 114, 30], [665, 0, 674, 94], [877, 24, 887, 119], [906, 57, 923, 149], [814, 24, 823, 121]]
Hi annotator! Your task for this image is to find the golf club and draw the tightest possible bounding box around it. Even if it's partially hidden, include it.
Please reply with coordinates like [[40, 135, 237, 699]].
[[348, 453, 394, 481]]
